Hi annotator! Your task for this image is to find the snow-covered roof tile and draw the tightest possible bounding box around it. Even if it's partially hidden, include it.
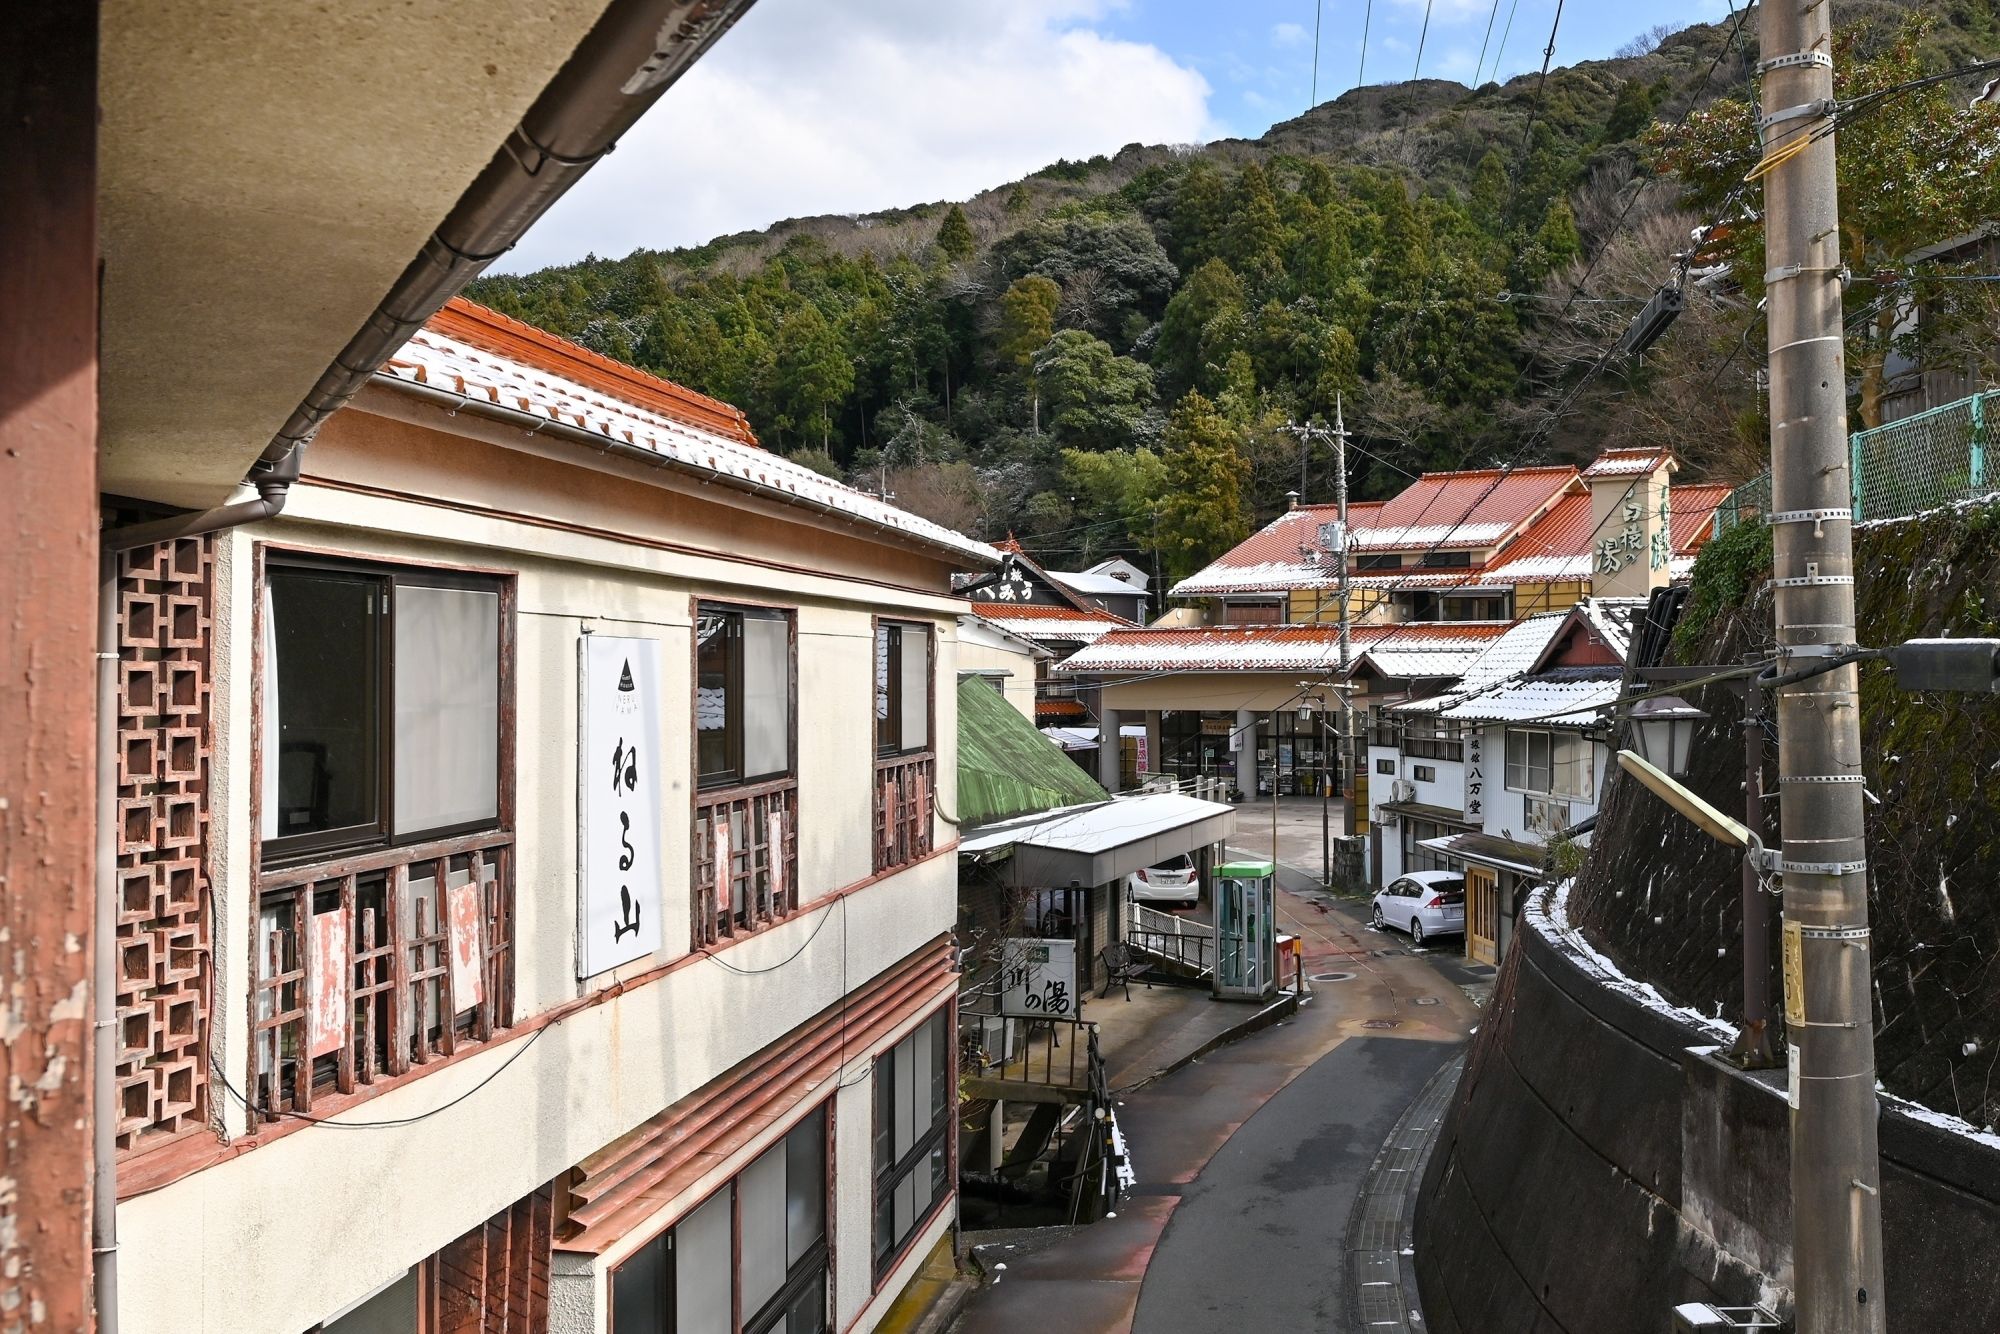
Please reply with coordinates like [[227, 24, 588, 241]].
[[1437, 670, 1623, 728], [378, 300, 999, 566]]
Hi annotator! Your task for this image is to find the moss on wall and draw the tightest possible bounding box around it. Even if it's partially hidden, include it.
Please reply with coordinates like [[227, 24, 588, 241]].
[[1572, 497, 2000, 1128]]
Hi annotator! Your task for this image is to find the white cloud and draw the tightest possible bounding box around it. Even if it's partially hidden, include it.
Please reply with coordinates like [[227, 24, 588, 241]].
[[500, 0, 1216, 271], [1272, 21, 1310, 48]]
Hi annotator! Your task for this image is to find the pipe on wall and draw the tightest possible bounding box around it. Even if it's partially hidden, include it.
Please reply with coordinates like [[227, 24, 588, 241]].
[[93, 555, 119, 1334]]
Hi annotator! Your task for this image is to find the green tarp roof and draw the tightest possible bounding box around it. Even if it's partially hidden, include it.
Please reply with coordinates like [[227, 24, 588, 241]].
[[956, 676, 1108, 826]]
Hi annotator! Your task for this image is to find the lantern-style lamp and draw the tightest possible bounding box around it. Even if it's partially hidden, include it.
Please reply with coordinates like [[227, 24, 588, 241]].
[[1627, 695, 1705, 777]]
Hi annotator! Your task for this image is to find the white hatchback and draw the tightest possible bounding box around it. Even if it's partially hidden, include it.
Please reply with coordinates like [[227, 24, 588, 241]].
[[1370, 871, 1466, 947], [1128, 853, 1199, 906]]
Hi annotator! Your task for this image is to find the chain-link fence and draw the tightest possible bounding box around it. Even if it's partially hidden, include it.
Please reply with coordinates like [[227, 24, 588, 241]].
[[1710, 390, 1996, 535]]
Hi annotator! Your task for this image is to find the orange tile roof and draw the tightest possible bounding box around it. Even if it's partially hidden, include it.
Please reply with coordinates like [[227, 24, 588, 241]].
[[1351, 466, 1578, 551], [430, 298, 760, 448], [1670, 483, 1732, 554]]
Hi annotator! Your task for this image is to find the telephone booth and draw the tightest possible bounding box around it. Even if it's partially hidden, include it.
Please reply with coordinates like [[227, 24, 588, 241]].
[[1213, 859, 1278, 1001]]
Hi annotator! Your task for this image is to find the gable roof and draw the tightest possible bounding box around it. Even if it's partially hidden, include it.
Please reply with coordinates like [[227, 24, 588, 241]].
[[1346, 466, 1578, 551], [377, 299, 998, 567], [1391, 613, 1571, 714], [973, 602, 1135, 646], [1169, 503, 1386, 596]]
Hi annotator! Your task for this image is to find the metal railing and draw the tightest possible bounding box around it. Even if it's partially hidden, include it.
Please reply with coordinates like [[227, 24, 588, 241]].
[[1126, 902, 1214, 978], [1713, 390, 1996, 534], [959, 1013, 1101, 1091]]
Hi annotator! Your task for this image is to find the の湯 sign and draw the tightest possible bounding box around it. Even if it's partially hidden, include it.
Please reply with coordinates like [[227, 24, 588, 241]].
[[578, 635, 664, 977], [1000, 938, 1079, 1020]]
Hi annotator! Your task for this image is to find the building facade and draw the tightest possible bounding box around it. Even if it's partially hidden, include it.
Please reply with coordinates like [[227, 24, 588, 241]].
[[110, 301, 991, 1334]]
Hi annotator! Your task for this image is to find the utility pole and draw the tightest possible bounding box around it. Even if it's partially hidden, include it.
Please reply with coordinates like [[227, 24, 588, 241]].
[[1758, 0, 1887, 1328], [1333, 397, 1355, 846]]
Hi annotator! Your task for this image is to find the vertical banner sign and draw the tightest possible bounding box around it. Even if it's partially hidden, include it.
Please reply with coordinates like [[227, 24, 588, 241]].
[[999, 938, 1079, 1020], [580, 636, 664, 977], [446, 878, 485, 1009], [1464, 732, 1485, 822], [308, 908, 349, 1059]]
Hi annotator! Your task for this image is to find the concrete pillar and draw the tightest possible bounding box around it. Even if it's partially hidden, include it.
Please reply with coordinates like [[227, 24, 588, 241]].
[[1235, 708, 1257, 796], [1097, 707, 1121, 791], [2, 6, 100, 1330], [1144, 710, 1162, 782]]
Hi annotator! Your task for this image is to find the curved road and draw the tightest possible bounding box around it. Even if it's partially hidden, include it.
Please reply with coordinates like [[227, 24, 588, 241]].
[[953, 889, 1477, 1334]]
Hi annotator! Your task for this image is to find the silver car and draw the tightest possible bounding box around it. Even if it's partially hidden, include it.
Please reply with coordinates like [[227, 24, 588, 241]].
[[1370, 871, 1466, 946]]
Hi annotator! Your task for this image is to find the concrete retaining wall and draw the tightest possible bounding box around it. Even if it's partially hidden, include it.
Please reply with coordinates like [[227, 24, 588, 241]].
[[1413, 891, 2000, 1332]]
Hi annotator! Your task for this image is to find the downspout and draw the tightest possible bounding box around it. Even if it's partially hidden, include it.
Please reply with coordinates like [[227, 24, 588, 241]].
[[87, 3, 762, 1325], [93, 554, 119, 1334]]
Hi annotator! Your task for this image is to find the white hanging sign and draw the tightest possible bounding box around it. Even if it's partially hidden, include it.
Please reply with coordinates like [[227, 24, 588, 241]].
[[579, 636, 664, 977], [999, 938, 1079, 1020]]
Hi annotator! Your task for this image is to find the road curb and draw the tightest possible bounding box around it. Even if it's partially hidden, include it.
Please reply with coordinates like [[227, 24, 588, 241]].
[[1344, 1049, 1466, 1333]]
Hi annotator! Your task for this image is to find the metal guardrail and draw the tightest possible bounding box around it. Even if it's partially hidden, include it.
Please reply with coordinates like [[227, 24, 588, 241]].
[[1126, 902, 1214, 978], [1713, 390, 1996, 535], [959, 1013, 1100, 1091]]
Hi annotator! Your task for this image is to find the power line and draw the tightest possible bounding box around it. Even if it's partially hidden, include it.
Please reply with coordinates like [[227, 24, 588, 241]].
[[1311, 0, 1324, 110], [1474, 0, 1504, 88], [1414, 0, 1436, 81], [1358, 0, 1373, 88], [1490, 0, 1522, 86]]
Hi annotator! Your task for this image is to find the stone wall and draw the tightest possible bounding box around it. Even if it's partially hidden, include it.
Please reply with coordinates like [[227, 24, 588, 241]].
[[1414, 891, 2000, 1332]]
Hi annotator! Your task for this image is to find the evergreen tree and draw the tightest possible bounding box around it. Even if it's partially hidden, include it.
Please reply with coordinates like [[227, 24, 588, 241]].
[[1157, 258, 1246, 391], [936, 205, 976, 263], [1221, 163, 1287, 289], [1602, 78, 1656, 143], [1035, 329, 1158, 450], [997, 275, 1060, 370], [1151, 390, 1251, 580], [770, 303, 854, 450]]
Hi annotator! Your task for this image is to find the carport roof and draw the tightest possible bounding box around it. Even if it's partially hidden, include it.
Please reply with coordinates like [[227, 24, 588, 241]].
[[959, 793, 1236, 889]]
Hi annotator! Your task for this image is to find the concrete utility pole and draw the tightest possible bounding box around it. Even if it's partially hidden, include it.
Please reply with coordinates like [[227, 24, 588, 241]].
[[1333, 398, 1356, 843], [1758, 0, 1888, 1328]]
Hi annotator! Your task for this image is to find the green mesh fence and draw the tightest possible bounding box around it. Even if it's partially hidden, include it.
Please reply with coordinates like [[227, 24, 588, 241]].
[[1710, 390, 1997, 534]]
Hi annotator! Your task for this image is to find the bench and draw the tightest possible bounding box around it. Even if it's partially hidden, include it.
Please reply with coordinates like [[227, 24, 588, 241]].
[[1099, 942, 1151, 1000]]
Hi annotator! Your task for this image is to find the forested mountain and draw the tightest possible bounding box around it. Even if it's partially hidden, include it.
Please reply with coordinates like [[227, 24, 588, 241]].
[[469, 2, 2000, 577]]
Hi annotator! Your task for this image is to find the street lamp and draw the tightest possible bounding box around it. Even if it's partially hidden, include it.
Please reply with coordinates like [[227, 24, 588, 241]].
[[1627, 695, 1706, 777]]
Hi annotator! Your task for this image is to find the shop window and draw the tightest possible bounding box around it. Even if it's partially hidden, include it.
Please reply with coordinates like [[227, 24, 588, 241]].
[[697, 604, 794, 789], [1504, 728, 1594, 799], [261, 558, 502, 863], [873, 1009, 951, 1280], [612, 1106, 829, 1334]]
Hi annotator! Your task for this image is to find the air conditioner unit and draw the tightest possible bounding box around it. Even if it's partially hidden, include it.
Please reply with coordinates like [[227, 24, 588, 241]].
[[1374, 806, 1401, 827], [1391, 778, 1417, 803]]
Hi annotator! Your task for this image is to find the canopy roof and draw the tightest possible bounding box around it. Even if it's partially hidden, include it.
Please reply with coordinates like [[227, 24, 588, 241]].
[[956, 675, 1107, 826], [960, 793, 1236, 888]]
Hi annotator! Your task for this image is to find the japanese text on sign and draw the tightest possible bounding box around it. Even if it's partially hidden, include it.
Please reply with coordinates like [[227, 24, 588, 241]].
[[999, 938, 1079, 1020], [579, 636, 664, 976]]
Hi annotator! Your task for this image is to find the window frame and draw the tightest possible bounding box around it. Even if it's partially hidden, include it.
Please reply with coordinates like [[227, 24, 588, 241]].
[[871, 1004, 954, 1287], [1356, 552, 1401, 572], [694, 599, 799, 793], [607, 1100, 835, 1334], [255, 547, 513, 873], [1503, 727, 1593, 799], [873, 619, 936, 759]]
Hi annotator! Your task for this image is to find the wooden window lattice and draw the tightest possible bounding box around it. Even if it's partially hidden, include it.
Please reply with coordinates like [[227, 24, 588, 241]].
[[114, 536, 216, 1152], [692, 780, 799, 947], [873, 754, 934, 875], [250, 839, 515, 1120]]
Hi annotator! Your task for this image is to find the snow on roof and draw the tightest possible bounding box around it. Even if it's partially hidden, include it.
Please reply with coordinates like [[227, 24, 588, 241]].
[[379, 300, 998, 566], [1057, 621, 1505, 675], [1582, 448, 1673, 478], [1168, 503, 1386, 595], [975, 602, 1134, 645], [1436, 669, 1623, 729], [1392, 613, 1571, 714], [1575, 598, 1645, 664], [1350, 466, 1577, 551], [1356, 645, 1493, 680], [1051, 570, 1147, 598]]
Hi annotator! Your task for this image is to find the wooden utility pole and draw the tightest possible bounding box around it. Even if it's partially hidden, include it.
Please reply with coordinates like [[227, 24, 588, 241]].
[[0, 4, 101, 1330], [1757, 0, 1888, 1328]]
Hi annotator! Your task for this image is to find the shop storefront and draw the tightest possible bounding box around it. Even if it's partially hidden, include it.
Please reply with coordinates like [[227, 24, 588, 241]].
[[1159, 710, 1239, 784]]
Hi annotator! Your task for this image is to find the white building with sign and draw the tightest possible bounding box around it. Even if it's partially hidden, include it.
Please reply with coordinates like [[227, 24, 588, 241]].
[[108, 299, 995, 1334]]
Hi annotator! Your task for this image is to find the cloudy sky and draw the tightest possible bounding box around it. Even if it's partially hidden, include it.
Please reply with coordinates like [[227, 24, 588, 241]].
[[500, 0, 1734, 272]]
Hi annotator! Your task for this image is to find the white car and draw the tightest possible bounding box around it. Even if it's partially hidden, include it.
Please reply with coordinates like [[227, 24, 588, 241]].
[[1128, 853, 1199, 906], [1370, 871, 1466, 947]]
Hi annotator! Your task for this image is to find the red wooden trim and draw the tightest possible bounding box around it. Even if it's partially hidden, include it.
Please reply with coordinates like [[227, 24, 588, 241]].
[[297, 473, 968, 604], [117, 846, 959, 1198]]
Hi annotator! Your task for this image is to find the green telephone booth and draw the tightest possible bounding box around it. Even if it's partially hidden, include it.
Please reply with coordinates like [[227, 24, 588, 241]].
[[1214, 859, 1278, 1001]]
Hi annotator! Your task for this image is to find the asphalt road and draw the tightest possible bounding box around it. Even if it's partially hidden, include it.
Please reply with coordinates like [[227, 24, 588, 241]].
[[1126, 1036, 1458, 1334]]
